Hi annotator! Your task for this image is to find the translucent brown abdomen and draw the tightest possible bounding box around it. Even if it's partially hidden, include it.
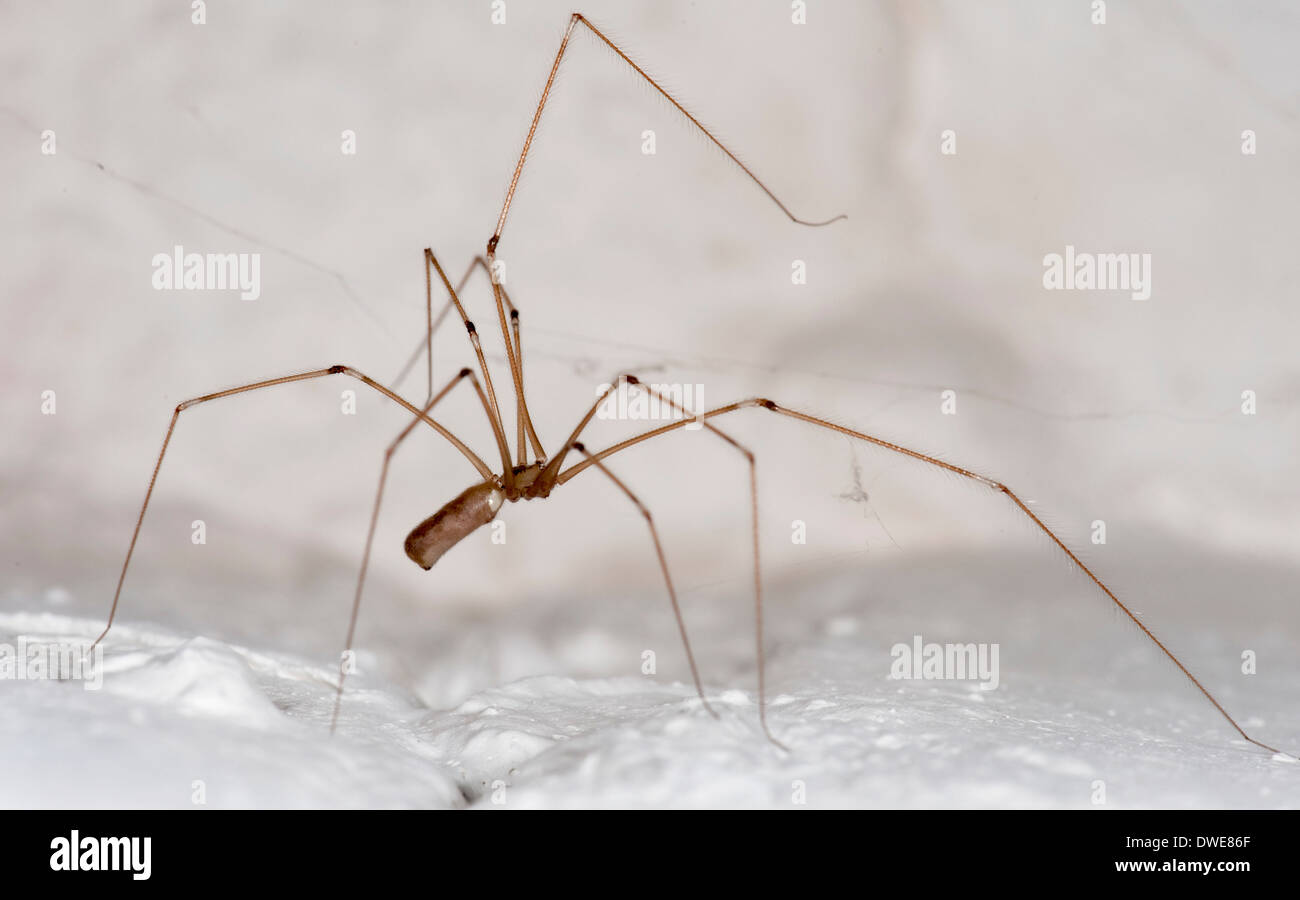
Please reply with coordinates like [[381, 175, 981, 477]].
[[404, 481, 504, 570]]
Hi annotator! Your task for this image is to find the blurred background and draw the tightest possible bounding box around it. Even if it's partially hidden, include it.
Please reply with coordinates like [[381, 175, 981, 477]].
[[2, 1, 1298, 806]]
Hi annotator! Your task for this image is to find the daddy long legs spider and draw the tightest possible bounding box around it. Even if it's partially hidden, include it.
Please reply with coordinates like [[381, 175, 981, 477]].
[[92, 12, 1288, 757]]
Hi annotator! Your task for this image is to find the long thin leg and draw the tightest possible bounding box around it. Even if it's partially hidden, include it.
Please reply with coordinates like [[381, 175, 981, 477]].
[[424, 249, 540, 473], [399, 254, 479, 393], [532, 373, 631, 493], [331, 367, 484, 732], [616, 380, 783, 745], [402, 253, 547, 464], [534, 374, 784, 744], [423, 249, 516, 490], [572, 441, 717, 720], [488, 13, 846, 256], [92, 365, 492, 650], [416, 11, 849, 468], [507, 301, 527, 466], [422, 243, 435, 404], [498, 277, 547, 464], [481, 258, 534, 468], [555, 398, 1286, 755]]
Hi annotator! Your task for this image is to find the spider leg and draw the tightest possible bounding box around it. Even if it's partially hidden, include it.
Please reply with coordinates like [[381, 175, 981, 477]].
[[394, 254, 480, 393], [616, 382, 784, 747], [532, 373, 636, 493], [423, 249, 517, 490], [331, 367, 490, 732], [572, 441, 718, 721], [489, 13, 845, 255], [93, 365, 491, 650], [496, 275, 547, 465], [397, 254, 546, 465], [556, 397, 1286, 756], [540, 375, 785, 745]]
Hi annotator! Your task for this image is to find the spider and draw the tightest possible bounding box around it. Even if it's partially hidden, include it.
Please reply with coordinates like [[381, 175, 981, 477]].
[[92, 12, 1284, 756]]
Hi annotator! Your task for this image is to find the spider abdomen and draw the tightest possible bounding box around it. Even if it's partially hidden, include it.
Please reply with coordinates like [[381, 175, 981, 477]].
[[403, 481, 505, 570]]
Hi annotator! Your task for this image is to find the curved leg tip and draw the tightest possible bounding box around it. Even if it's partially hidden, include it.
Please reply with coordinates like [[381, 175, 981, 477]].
[[760, 720, 790, 753], [89, 625, 110, 651], [764, 731, 791, 754]]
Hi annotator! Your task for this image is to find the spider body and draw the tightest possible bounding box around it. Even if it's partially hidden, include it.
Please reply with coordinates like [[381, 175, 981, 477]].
[[404, 458, 550, 570], [404, 480, 505, 571]]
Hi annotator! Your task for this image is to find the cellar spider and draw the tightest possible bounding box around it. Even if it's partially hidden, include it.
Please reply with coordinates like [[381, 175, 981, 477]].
[[92, 13, 1286, 757]]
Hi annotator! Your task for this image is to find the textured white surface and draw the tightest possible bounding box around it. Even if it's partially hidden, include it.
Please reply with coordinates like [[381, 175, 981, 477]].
[[3, 1, 1298, 807], [3, 541, 1297, 809]]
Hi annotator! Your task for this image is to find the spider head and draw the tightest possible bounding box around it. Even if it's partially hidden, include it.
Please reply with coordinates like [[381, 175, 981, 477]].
[[403, 480, 504, 570]]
